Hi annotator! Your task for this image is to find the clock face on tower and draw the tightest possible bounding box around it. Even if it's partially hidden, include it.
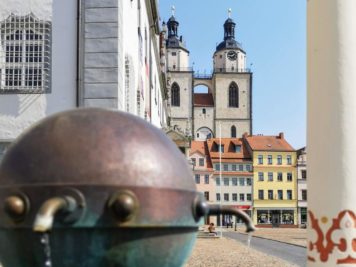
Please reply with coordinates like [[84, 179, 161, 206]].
[[227, 51, 237, 61]]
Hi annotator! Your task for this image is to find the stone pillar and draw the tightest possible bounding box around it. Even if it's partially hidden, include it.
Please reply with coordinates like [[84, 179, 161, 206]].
[[80, 0, 119, 109], [308, 0, 356, 265]]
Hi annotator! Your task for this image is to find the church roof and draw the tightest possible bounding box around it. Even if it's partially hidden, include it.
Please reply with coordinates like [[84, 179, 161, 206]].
[[216, 39, 245, 53], [194, 93, 214, 107]]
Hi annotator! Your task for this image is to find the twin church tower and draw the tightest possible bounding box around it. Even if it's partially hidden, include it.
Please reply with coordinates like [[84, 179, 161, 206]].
[[163, 9, 252, 140]]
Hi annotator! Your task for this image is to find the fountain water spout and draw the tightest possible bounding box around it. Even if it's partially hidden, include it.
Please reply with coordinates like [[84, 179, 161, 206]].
[[208, 205, 256, 233], [33, 196, 77, 232]]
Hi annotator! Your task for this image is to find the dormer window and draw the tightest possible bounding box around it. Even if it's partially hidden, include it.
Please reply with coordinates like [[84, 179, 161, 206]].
[[218, 144, 224, 153], [235, 145, 241, 153]]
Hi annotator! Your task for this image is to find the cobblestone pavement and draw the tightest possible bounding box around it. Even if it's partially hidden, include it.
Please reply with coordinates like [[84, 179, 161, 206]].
[[230, 227, 307, 247], [184, 237, 297, 267]]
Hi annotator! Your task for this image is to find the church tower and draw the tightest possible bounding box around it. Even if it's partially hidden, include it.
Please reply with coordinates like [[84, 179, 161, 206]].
[[165, 9, 252, 142], [165, 7, 193, 137], [212, 10, 252, 138]]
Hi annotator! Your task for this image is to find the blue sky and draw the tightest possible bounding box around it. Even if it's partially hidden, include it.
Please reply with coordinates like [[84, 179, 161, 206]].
[[159, 0, 306, 149]]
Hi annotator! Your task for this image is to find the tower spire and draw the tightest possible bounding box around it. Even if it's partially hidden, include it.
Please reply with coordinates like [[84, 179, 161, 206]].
[[228, 8, 232, 18]]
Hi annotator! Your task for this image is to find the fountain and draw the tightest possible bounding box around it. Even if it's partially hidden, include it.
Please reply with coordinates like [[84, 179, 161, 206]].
[[0, 108, 254, 267]]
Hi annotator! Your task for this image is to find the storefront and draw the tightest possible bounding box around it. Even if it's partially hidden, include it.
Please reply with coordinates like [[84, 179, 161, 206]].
[[216, 206, 252, 226], [256, 208, 297, 226]]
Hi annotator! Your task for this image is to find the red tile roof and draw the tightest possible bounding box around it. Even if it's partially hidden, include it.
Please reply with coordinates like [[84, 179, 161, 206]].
[[194, 93, 214, 107], [207, 138, 252, 161], [190, 141, 205, 156], [190, 141, 213, 169], [244, 133, 295, 152]]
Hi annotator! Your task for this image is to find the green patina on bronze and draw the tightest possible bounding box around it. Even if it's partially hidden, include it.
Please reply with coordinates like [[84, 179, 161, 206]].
[[0, 108, 254, 267]]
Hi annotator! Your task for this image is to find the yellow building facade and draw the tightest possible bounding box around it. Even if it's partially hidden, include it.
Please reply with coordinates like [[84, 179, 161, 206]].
[[244, 133, 298, 227]]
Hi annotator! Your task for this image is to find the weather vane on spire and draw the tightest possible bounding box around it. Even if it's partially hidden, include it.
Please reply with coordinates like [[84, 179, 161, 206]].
[[228, 8, 232, 18], [171, 5, 176, 16]]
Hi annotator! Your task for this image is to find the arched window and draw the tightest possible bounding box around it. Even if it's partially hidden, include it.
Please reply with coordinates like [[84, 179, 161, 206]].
[[196, 127, 213, 141], [171, 82, 180, 106], [229, 82, 239, 107], [231, 125, 236, 138]]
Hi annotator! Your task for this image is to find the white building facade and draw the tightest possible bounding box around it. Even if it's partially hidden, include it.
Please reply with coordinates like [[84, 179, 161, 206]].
[[297, 147, 307, 225], [0, 0, 168, 160]]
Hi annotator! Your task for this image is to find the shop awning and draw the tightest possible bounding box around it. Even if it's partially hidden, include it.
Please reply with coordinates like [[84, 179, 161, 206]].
[[232, 205, 251, 210]]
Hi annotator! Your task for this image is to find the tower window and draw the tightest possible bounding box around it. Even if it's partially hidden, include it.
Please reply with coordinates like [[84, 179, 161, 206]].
[[231, 125, 236, 137], [0, 14, 51, 93], [171, 82, 180, 106], [202, 108, 206, 114], [228, 82, 239, 107], [172, 52, 177, 56]]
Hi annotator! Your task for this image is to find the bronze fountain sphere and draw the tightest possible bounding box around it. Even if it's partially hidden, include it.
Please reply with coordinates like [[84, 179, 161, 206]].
[[0, 108, 254, 267]]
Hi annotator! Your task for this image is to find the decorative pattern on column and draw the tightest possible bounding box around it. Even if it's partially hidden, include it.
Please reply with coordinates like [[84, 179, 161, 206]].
[[308, 210, 356, 264]]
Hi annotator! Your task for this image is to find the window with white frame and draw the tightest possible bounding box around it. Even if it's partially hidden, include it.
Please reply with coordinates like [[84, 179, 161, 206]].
[[287, 155, 292, 165], [198, 158, 204, 166], [302, 190, 307, 201], [277, 172, 283, 181], [195, 174, 200, 184], [287, 173, 293, 182], [268, 172, 273, 181], [278, 190, 283, 200], [267, 155, 272, 165], [223, 164, 228, 171], [232, 177, 238, 186], [258, 190, 264, 200], [235, 144, 241, 152], [239, 177, 245, 186], [239, 193, 245, 201], [232, 193, 237, 201], [277, 155, 282, 165], [301, 170, 307, 179], [204, 174, 209, 184], [258, 155, 263, 164], [0, 14, 51, 93], [287, 190, 292, 200], [223, 177, 229, 186], [246, 193, 252, 201], [224, 193, 229, 201], [258, 172, 264, 181], [246, 178, 252, 186], [268, 190, 273, 200]]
